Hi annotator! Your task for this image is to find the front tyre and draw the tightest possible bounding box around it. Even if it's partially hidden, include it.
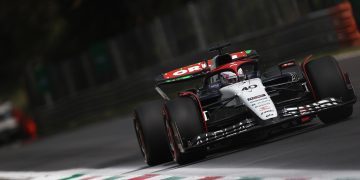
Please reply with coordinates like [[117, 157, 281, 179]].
[[164, 97, 206, 164], [304, 56, 354, 124], [133, 100, 172, 166]]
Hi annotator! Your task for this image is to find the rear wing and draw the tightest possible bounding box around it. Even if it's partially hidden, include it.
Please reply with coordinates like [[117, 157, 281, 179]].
[[155, 50, 258, 86], [155, 60, 213, 86], [154, 50, 259, 100]]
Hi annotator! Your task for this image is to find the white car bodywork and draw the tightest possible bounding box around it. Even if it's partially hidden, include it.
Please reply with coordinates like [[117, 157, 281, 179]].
[[0, 102, 18, 133], [220, 78, 278, 120]]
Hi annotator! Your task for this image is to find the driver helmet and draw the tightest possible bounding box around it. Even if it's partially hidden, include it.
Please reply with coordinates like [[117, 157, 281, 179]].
[[219, 68, 247, 84], [220, 71, 238, 84]]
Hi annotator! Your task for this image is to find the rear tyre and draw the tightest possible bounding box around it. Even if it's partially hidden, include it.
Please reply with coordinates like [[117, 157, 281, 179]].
[[133, 100, 172, 166], [164, 97, 206, 164], [304, 56, 354, 124]]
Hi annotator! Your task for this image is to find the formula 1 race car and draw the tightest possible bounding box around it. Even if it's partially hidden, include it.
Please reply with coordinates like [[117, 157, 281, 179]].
[[0, 101, 37, 144], [133, 43, 357, 165]]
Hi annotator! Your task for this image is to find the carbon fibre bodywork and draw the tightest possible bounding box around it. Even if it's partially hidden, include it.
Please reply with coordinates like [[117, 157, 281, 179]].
[[153, 47, 356, 154]]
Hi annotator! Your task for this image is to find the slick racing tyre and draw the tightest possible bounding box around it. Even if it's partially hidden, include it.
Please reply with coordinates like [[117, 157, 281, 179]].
[[164, 96, 206, 164], [304, 56, 354, 124], [133, 100, 172, 166]]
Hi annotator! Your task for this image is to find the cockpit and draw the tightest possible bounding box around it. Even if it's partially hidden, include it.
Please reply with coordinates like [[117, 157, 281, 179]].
[[205, 62, 259, 88]]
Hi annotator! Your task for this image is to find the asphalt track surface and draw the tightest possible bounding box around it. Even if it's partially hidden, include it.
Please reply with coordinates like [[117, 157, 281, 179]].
[[0, 54, 360, 179]]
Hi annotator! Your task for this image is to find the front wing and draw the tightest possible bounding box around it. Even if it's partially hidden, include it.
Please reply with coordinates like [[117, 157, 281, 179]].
[[186, 97, 356, 149]]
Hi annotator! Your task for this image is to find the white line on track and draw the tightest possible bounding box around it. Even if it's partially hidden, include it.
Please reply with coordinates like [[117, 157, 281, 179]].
[[1, 168, 360, 180]]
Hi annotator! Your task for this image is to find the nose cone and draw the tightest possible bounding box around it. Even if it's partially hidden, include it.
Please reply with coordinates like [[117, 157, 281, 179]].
[[220, 78, 278, 120]]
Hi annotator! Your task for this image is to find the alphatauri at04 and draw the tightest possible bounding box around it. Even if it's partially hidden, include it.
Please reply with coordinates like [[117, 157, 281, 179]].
[[133, 43, 356, 165]]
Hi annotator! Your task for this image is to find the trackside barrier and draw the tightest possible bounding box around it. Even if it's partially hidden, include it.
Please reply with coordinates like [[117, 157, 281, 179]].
[[32, 2, 360, 135], [33, 67, 161, 134], [331, 1, 360, 46]]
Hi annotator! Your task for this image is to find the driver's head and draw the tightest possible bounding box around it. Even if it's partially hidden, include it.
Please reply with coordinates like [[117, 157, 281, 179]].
[[220, 71, 238, 84]]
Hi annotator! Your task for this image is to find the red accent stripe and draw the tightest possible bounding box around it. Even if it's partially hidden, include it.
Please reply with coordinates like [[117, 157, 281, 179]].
[[129, 174, 158, 180], [198, 176, 223, 180], [339, 67, 348, 85], [344, 72, 351, 84], [301, 116, 312, 123], [80, 176, 98, 180], [179, 91, 208, 132], [301, 55, 317, 100]]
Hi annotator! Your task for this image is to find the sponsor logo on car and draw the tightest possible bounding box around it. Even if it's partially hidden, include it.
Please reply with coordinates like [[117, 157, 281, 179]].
[[163, 61, 213, 79], [259, 105, 271, 111], [261, 109, 274, 115], [242, 84, 258, 91], [265, 113, 274, 118], [247, 94, 265, 101], [173, 65, 203, 76], [282, 98, 339, 117]]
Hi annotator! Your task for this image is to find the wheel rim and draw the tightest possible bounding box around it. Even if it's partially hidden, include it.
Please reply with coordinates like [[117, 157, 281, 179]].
[[164, 111, 178, 162], [134, 118, 148, 163]]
